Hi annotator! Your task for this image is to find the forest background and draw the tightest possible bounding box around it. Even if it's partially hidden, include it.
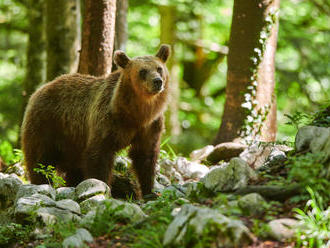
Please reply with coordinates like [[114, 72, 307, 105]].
[[0, 0, 329, 155]]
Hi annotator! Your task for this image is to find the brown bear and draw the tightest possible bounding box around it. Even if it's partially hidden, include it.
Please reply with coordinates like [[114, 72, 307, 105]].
[[21, 45, 171, 197]]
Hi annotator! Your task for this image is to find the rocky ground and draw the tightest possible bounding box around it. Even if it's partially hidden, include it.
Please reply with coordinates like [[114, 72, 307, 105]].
[[0, 125, 329, 248]]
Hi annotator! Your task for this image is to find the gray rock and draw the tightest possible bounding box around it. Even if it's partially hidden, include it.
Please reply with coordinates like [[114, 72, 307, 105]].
[[56, 199, 81, 215], [161, 185, 186, 198], [207, 142, 247, 163], [15, 184, 56, 203], [238, 193, 267, 216], [240, 143, 292, 170], [75, 178, 110, 202], [0, 173, 23, 209], [5, 162, 25, 176], [79, 194, 106, 214], [296, 126, 330, 160], [268, 218, 298, 241], [56, 187, 76, 200], [174, 157, 209, 179], [190, 145, 215, 162], [163, 204, 253, 247], [202, 158, 257, 192], [36, 207, 81, 225], [62, 228, 93, 248], [156, 173, 171, 186], [14, 194, 56, 221], [98, 199, 147, 223], [154, 179, 165, 191], [80, 209, 97, 227], [260, 149, 287, 171]]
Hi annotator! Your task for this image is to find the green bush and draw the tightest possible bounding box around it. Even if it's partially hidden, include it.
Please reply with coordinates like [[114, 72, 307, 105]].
[[287, 152, 330, 203], [294, 187, 330, 248]]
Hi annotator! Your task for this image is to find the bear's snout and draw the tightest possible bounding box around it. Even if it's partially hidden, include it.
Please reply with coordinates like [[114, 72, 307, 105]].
[[152, 78, 164, 93]]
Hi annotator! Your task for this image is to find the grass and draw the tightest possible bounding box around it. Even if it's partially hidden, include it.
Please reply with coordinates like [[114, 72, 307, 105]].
[[294, 187, 330, 248]]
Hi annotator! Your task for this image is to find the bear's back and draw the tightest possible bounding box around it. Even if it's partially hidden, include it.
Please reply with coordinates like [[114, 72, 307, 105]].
[[22, 72, 120, 146]]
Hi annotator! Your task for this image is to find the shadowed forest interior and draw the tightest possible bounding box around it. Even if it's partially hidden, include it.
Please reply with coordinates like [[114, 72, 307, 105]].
[[0, 0, 329, 247]]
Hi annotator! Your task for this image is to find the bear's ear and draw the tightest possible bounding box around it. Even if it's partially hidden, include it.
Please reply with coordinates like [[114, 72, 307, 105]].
[[114, 50, 131, 68], [156, 44, 171, 63]]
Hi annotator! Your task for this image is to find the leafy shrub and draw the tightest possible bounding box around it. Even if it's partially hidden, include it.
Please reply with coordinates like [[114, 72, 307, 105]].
[[287, 152, 330, 203], [294, 187, 330, 248], [0, 140, 22, 164], [0, 223, 32, 247], [33, 164, 66, 189]]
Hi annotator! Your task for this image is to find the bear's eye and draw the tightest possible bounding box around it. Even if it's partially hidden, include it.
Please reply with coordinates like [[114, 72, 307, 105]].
[[139, 69, 147, 80], [157, 67, 163, 76]]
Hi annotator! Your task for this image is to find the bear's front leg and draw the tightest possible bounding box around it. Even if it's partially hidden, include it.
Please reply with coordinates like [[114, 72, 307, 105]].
[[129, 117, 164, 197]]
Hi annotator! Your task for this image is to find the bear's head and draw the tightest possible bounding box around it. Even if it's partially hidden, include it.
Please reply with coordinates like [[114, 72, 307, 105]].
[[114, 44, 171, 96]]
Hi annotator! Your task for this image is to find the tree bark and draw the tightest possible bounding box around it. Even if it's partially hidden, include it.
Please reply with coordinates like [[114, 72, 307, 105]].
[[21, 0, 45, 118], [45, 0, 81, 81], [114, 0, 128, 51], [214, 0, 279, 144], [78, 0, 116, 76], [159, 5, 181, 137]]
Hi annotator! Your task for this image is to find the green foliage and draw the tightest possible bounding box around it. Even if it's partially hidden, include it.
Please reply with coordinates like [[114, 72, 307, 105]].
[[128, 191, 177, 248], [310, 104, 330, 127], [285, 112, 314, 130], [0, 223, 32, 247], [90, 203, 126, 237], [285, 104, 330, 131], [294, 187, 330, 248], [287, 152, 330, 203], [33, 164, 66, 189], [160, 137, 178, 160], [251, 219, 271, 240], [0, 140, 22, 164]]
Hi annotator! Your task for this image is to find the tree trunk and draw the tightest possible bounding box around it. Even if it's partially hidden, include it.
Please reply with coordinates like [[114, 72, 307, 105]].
[[78, 0, 116, 76], [21, 0, 45, 123], [114, 0, 128, 51], [45, 0, 81, 81], [159, 5, 181, 137], [214, 0, 279, 144]]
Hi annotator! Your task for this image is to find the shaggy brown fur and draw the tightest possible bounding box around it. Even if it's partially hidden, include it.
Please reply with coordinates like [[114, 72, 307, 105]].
[[21, 45, 171, 196]]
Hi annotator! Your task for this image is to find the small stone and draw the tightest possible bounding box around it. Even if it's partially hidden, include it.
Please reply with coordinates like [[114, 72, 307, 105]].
[[190, 145, 215, 161], [263, 149, 287, 168], [14, 194, 56, 222], [15, 184, 56, 203], [56, 199, 81, 215], [238, 193, 267, 216], [80, 195, 106, 214], [154, 179, 165, 191], [156, 173, 171, 186], [202, 158, 257, 192], [5, 162, 25, 176], [75, 178, 110, 202], [174, 157, 209, 179], [207, 142, 247, 163], [56, 187, 76, 200], [36, 207, 81, 225], [0, 173, 23, 209], [97, 199, 147, 223], [62, 228, 93, 248], [268, 218, 298, 241], [240, 142, 292, 170]]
